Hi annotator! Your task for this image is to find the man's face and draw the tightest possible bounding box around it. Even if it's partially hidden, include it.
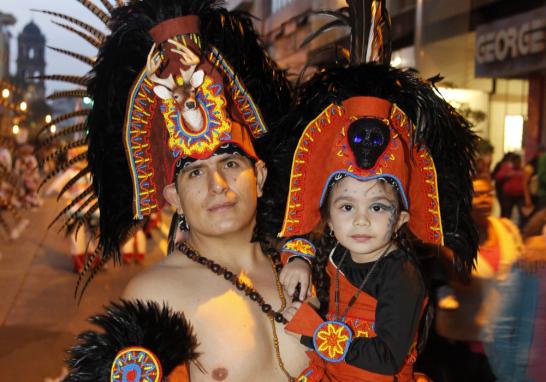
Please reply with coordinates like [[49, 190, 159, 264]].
[[472, 179, 494, 221], [166, 153, 267, 238]]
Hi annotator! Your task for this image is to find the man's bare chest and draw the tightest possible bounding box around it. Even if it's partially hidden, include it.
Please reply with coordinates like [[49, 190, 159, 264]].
[[166, 271, 307, 381]]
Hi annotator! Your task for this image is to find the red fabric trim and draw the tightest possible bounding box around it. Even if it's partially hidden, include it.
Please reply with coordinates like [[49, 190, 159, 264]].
[[342, 97, 392, 119], [280, 98, 443, 246], [285, 302, 324, 338], [149, 15, 200, 43], [169, 362, 191, 382]]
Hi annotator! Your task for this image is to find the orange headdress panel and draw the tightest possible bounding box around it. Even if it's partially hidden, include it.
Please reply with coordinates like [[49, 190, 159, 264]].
[[123, 15, 267, 219], [280, 96, 443, 246]]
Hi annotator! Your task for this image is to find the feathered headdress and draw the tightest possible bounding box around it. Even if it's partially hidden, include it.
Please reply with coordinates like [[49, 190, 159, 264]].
[[279, 0, 477, 274], [35, 0, 292, 297]]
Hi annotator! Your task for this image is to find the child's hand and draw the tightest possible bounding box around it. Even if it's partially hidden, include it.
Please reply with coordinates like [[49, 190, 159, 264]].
[[279, 258, 312, 301], [283, 301, 302, 322]]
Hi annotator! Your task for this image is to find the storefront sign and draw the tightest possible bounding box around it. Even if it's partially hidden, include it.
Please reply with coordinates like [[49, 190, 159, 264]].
[[475, 6, 546, 77]]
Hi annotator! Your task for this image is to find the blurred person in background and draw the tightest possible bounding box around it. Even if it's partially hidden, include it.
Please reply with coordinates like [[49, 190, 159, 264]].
[[476, 138, 495, 178], [484, 205, 546, 381], [46, 147, 98, 273], [522, 146, 545, 225], [435, 175, 523, 381], [494, 153, 525, 224], [14, 144, 43, 209], [536, 148, 546, 209]]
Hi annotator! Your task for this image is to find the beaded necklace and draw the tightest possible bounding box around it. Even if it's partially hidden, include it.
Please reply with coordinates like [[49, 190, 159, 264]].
[[176, 242, 295, 381]]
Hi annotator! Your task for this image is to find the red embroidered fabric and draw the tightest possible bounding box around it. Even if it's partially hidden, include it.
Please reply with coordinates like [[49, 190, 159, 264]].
[[289, 262, 421, 382]]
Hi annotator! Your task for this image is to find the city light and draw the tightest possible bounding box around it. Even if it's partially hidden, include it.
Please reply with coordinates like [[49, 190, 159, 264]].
[[12, 124, 19, 134], [50, 124, 57, 134], [45, 114, 52, 123], [2, 88, 9, 98], [503, 115, 524, 153], [19, 101, 27, 111], [83, 96, 92, 105], [391, 56, 402, 67]]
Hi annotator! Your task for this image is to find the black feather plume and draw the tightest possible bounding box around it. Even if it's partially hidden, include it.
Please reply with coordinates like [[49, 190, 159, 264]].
[[64, 300, 199, 381]]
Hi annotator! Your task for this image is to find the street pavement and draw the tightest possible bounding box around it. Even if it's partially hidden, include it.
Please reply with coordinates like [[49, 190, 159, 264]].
[[0, 195, 169, 381]]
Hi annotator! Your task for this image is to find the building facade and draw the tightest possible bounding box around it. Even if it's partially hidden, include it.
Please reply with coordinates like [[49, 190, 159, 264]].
[[16, 21, 46, 101], [227, 0, 546, 164], [0, 12, 16, 80]]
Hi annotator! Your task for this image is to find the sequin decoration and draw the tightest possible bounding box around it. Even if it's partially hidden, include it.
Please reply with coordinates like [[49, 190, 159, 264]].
[[312, 320, 353, 363], [281, 238, 316, 259], [110, 346, 163, 382]]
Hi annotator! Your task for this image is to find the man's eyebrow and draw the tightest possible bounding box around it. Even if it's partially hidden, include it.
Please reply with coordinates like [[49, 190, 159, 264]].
[[180, 162, 204, 173], [219, 154, 249, 164]]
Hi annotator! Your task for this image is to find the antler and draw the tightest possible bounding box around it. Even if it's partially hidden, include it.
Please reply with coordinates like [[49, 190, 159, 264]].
[[146, 43, 176, 89], [168, 39, 200, 83]]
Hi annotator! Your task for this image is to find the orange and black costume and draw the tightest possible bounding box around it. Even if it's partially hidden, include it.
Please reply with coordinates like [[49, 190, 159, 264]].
[[275, 1, 478, 380]]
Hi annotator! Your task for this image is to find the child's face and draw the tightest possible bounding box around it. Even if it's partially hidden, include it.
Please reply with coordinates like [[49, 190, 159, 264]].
[[327, 177, 409, 262]]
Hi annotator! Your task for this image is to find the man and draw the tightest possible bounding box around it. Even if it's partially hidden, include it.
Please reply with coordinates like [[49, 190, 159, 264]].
[[124, 152, 308, 381], [56, 0, 308, 380]]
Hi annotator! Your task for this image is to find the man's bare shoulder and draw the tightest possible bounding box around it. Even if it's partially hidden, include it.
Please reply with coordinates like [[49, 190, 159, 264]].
[[122, 253, 200, 303]]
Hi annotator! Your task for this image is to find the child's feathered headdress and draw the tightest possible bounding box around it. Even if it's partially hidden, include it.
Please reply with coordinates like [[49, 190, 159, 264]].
[[279, 0, 478, 274]]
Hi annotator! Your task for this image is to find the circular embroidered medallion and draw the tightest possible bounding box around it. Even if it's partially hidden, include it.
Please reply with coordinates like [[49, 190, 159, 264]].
[[110, 346, 163, 382], [312, 320, 353, 363]]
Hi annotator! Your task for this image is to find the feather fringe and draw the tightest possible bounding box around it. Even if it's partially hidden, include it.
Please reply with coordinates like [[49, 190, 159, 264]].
[[75, 0, 110, 25], [33, 9, 106, 41], [98, 0, 115, 13], [60, 197, 97, 234], [39, 152, 88, 191], [47, 89, 89, 100], [30, 74, 88, 87], [49, 185, 95, 228], [47, 46, 95, 66], [75, 242, 103, 301], [37, 110, 89, 136], [39, 138, 88, 166], [37, 123, 87, 149], [57, 166, 91, 201], [51, 21, 101, 48]]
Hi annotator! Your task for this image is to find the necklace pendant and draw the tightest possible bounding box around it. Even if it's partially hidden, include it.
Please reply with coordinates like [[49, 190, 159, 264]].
[[312, 320, 353, 363]]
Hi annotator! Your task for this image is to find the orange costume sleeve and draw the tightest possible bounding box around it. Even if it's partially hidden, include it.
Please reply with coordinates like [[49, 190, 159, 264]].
[[285, 302, 324, 337], [169, 363, 191, 382]]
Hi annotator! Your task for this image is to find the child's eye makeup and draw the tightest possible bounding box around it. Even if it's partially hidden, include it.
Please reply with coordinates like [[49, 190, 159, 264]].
[[339, 204, 353, 211], [370, 203, 394, 212]]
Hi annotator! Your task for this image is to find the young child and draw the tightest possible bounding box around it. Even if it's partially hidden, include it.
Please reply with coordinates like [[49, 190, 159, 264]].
[[292, 175, 426, 380], [276, 92, 469, 381]]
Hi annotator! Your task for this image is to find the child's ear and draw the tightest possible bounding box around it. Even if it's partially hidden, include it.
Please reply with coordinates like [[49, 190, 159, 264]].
[[396, 210, 410, 230]]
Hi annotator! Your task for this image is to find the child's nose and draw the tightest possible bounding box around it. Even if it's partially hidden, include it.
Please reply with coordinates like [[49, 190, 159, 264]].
[[353, 210, 370, 226]]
